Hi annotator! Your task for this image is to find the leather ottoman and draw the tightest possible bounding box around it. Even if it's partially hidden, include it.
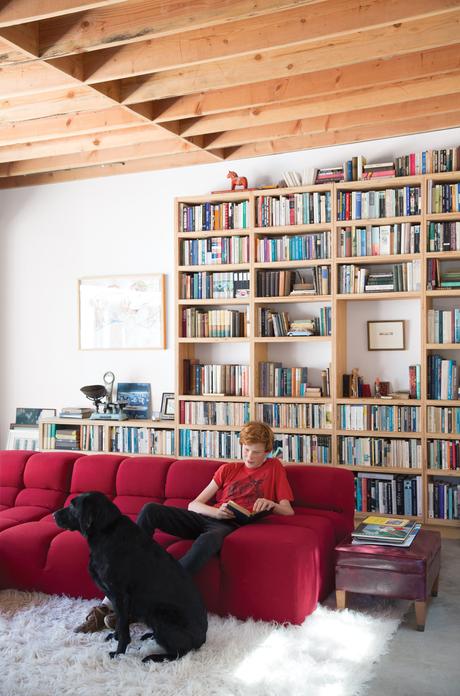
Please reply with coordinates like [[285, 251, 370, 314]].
[[335, 529, 441, 631]]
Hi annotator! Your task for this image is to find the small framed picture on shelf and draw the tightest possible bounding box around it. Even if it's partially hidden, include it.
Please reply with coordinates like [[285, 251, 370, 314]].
[[160, 392, 175, 420], [367, 320, 405, 351], [116, 382, 152, 419]]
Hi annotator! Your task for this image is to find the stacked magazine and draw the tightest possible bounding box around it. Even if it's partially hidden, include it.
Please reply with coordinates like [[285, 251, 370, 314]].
[[351, 516, 421, 547]]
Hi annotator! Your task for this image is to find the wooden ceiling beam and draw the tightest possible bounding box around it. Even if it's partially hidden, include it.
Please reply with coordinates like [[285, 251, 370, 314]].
[[224, 111, 460, 160], [0, 86, 116, 123], [118, 11, 460, 103], [204, 93, 460, 148], [149, 43, 460, 123], [0, 136, 200, 177], [0, 1, 129, 28], [0, 150, 217, 188], [37, 0, 319, 58], [81, 0, 460, 84], [0, 123, 169, 161], [0, 106, 146, 145], [179, 72, 460, 137]]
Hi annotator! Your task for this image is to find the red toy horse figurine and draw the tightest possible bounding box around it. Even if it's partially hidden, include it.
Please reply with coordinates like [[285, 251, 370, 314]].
[[227, 171, 248, 190]]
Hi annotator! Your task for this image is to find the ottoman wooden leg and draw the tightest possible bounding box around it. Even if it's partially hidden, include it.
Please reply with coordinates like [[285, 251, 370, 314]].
[[431, 572, 440, 597], [336, 589, 347, 609], [415, 601, 426, 631]]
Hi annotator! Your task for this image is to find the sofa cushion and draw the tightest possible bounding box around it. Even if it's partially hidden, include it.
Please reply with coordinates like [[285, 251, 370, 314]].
[[286, 465, 355, 522], [220, 524, 320, 623], [113, 456, 174, 518], [15, 452, 80, 510], [0, 450, 33, 507], [64, 454, 125, 505], [164, 459, 221, 507]]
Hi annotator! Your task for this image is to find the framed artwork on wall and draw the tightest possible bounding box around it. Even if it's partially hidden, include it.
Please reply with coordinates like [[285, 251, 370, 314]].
[[78, 274, 166, 350], [367, 320, 405, 351]]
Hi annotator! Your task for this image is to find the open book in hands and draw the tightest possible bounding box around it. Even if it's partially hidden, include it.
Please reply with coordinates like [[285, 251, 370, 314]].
[[226, 500, 272, 525]]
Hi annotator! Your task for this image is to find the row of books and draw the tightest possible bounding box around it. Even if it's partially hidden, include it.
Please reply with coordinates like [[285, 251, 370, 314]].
[[180, 201, 248, 232], [109, 426, 175, 455], [272, 434, 331, 464], [338, 223, 420, 258], [315, 159, 396, 184], [427, 309, 460, 344], [427, 221, 460, 252], [395, 147, 460, 176], [427, 439, 460, 471], [338, 404, 421, 433], [180, 271, 250, 299], [179, 401, 250, 427], [339, 436, 422, 468], [255, 402, 332, 430], [181, 308, 249, 338], [182, 359, 250, 397], [259, 362, 330, 398], [179, 429, 242, 459], [427, 355, 458, 400], [256, 192, 332, 227], [257, 307, 331, 338], [427, 406, 460, 435], [336, 186, 421, 221], [180, 236, 249, 266], [427, 182, 460, 214], [354, 472, 422, 517], [338, 261, 421, 293], [427, 479, 460, 520], [256, 267, 331, 297], [426, 259, 460, 289], [352, 516, 420, 546], [256, 232, 331, 262]]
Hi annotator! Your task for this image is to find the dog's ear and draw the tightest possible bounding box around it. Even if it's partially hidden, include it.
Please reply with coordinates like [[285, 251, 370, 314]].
[[79, 494, 120, 535]]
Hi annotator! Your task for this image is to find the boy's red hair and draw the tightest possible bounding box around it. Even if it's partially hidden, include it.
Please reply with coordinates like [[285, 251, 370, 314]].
[[239, 421, 274, 452]]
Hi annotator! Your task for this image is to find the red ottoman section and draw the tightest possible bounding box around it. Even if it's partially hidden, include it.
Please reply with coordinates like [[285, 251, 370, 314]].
[[114, 456, 174, 518], [0, 450, 33, 508]]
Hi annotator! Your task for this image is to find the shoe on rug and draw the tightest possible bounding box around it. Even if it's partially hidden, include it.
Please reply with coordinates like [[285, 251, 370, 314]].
[[74, 604, 111, 633], [104, 612, 117, 630]]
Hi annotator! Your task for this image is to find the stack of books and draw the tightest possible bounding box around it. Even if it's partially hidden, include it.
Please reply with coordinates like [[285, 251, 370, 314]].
[[440, 271, 460, 288], [365, 270, 394, 292], [361, 161, 396, 179], [55, 427, 80, 450], [287, 318, 316, 336], [352, 515, 421, 547], [59, 407, 94, 419], [315, 166, 344, 184]]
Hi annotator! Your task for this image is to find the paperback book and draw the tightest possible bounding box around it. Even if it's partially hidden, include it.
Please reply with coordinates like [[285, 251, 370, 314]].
[[352, 516, 415, 543]]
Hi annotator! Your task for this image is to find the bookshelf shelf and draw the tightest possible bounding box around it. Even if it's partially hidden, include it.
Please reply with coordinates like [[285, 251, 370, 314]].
[[173, 171, 460, 531], [336, 292, 420, 301]]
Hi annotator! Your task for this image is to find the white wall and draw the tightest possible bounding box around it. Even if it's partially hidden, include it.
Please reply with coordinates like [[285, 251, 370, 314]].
[[1, 127, 459, 442]]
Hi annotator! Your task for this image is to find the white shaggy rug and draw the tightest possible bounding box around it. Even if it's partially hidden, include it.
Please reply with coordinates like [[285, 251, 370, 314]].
[[0, 589, 408, 696]]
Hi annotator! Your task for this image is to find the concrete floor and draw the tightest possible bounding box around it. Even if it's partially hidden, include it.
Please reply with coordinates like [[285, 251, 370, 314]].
[[363, 537, 460, 696]]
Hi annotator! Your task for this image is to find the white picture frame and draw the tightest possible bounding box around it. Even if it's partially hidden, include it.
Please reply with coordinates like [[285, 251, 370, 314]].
[[78, 274, 166, 350]]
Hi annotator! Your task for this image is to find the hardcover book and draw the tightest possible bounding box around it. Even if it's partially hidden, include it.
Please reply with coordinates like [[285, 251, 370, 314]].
[[226, 500, 272, 525], [352, 516, 415, 543]]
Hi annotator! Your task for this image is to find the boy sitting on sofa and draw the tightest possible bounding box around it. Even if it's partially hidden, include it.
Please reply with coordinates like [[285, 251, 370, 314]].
[[75, 420, 294, 633]]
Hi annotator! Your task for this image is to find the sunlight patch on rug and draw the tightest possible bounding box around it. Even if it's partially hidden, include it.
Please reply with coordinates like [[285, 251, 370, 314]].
[[0, 590, 408, 696]]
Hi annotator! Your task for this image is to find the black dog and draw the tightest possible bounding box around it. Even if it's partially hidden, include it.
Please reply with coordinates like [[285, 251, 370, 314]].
[[54, 491, 207, 662]]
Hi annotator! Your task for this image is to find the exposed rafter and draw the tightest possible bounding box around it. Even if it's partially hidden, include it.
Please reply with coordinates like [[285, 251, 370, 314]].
[[0, 0, 459, 188]]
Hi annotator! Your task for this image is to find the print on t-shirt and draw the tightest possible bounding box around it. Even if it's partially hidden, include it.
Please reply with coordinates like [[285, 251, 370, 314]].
[[226, 472, 268, 510]]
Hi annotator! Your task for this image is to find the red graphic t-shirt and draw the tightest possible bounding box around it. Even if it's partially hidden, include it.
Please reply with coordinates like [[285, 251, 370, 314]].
[[212, 458, 293, 511]]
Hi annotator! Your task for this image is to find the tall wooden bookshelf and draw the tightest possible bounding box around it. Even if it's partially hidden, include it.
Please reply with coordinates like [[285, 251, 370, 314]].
[[175, 173, 460, 536]]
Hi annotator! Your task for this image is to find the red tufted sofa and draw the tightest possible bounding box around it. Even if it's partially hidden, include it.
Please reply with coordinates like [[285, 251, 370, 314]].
[[0, 450, 354, 624]]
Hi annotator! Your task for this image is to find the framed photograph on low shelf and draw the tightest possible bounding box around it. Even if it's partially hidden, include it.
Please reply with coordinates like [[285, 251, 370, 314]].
[[367, 320, 405, 351], [116, 382, 152, 419], [78, 274, 166, 350], [160, 392, 175, 420]]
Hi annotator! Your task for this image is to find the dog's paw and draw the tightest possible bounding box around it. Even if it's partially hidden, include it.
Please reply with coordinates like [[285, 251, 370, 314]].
[[140, 632, 155, 641], [105, 632, 118, 642], [109, 651, 118, 659], [142, 653, 171, 663]]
